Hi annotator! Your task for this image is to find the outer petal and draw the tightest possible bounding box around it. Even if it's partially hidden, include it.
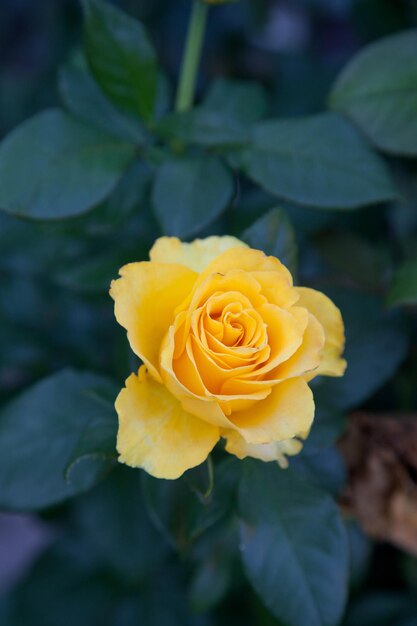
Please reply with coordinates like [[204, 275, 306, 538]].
[[197, 247, 299, 308], [270, 313, 325, 381], [116, 366, 220, 479], [295, 287, 347, 378], [228, 377, 315, 444], [222, 429, 303, 468], [150, 236, 247, 272], [110, 262, 197, 381]]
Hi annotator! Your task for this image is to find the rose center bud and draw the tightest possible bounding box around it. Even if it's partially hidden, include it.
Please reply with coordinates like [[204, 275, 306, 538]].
[[170, 286, 275, 399]]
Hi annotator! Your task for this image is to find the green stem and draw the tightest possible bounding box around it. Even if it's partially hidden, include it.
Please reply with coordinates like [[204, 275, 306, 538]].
[[175, 0, 209, 112]]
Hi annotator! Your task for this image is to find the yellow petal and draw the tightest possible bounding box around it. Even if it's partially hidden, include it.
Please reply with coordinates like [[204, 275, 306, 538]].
[[229, 377, 315, 444], [110, 262, 197, 381], [161, 324, 268, 421], [196, 246, 297, 302], [150, 236, 247, 272], [200, 245, 291, 276], [116, 366, 220, 479], [295, 287, 347, 378], [160, 326, 235, 428], [270, 312, 325, 380], [181, 270, 267, 316], [252, 270, 299, 308], [222, 429, 303, 468]]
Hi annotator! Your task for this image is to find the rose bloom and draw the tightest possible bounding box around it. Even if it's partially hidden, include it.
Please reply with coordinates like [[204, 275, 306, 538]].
[[110, 236, 346, 479]]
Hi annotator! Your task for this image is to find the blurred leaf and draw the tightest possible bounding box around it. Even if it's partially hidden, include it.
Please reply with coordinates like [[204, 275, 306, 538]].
[[155, 109, 248, 148], [0, 370, 117, 510], [142, 458, 238, 551], [345, 520, 373, 590], [82, 0, 158, 122], [63, 377, 118, 487], [388, 171, 417, 242], [4, 536, 192, 626], [4, 539, 115, 626], [74, 467, 169, 582], [59, 53, 148, 144], [330, 30, 417, 156], [0, 110, 134, 219], [387, 258, 417, 306], [344, 592, 417, 626], [188, 521, 237, 613], [243, 113, 396, 209], [316, 289, 408, 410], [316, 231, 391, 290], [203, 77, 269, 124], [242, 208, 298, 276], [189, 554, 232, 613], [238, 462, 348, 626], [67, 160, 151, 237], [152, 155, 234, 237], [302, 405, 347, 455], [290, 446, 347, 496], [54, 251, 125, 294]]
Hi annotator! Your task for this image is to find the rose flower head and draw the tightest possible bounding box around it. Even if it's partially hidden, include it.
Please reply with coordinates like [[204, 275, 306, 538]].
[[110, 236, 346, 479]]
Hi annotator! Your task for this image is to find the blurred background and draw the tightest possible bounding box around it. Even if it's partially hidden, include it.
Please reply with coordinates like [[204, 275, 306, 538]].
[[1, 1, 417, 625]]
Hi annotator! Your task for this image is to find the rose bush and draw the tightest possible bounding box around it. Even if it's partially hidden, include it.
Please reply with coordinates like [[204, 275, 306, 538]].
[[111, 236, 346, 478]]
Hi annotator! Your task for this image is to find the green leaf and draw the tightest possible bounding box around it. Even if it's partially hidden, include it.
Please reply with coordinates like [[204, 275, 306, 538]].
[[242, 208, 298, 276], [302, 405, 346, 455], [329, 30, 417, 156], [0, 370, 117, 510], [4, 536, 190, 626], [291, 447, 347, 496], [0, 109, 134, 219], [154, 79, 268, 155], [316, 231, 391, 290], [155, 109, 248, 148], [142, 458, 238, 551], [387, 258, 417, 306], [345, 520, 373, 590], [243, 113, 396, 209], [203, 77, 269, 124], [74, 467, 169, 582], [68, 160, 151, 237], [82, 0, 158, 122], [54, 251, 124, 294], [316, 289, 408, 410], [59, 53, 148, 143], [188, 521, 237, 613], [238, 462, 348, 626], [152, 155, 234, 237], [189, 554, 233, 613], [4, 540, 115, 626]]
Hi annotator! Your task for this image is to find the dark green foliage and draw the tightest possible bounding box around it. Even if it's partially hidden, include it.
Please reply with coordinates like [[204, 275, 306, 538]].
[[387, 258, 417, 306], [316, 289, 408, 410], [0, 110, 135, 219], [152, 155, 234, 237], [242, 208, 298, 275], [330, 30, 417, 156], [242, 114, 396, 209], [82, 0, 158, 123], [0, 370, 118, 510], [238, 462, 349, 626], [0, 2, 416, 626]]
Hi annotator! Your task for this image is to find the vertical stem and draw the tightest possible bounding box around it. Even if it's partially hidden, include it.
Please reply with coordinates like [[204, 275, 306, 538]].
[[175, 0, 209, 112]]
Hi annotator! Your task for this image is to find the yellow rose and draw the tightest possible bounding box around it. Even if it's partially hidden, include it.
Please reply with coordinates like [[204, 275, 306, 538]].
[[110, 236, 346, 479]]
